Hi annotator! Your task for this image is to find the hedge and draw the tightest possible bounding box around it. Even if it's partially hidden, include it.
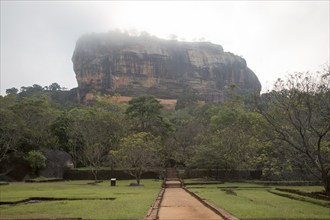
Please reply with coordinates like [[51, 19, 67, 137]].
[[64, 169, 160, 180]]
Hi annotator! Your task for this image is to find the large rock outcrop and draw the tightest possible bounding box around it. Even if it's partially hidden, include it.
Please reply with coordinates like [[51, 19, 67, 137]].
[[72, 32, 261, 103]]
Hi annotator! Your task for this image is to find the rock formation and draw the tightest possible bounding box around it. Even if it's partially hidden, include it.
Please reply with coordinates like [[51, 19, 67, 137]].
[[72, 31, 261, 103], [40, 149, 73, 179]]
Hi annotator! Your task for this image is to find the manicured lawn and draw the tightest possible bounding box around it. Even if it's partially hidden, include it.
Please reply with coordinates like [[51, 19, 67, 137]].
[[0, 179, 162, 219], [186, 181, 330, 219]]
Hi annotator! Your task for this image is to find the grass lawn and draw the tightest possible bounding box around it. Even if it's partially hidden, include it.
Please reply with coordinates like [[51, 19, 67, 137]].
[[186, 181, 330, 219], [0, 179, 162, 219]]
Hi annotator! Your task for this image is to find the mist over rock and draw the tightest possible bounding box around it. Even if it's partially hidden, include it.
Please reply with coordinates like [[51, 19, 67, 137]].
[[72, 31, 261, 102]]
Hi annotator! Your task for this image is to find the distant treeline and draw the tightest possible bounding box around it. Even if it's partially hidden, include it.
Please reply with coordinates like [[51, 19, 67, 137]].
[[1, 69, 329, 194]]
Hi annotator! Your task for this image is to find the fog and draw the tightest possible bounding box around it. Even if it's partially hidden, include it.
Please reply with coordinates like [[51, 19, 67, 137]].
[[1, 1, 329, 95]]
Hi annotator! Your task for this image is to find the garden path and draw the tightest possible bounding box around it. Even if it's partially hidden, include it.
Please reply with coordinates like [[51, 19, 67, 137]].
[[158, 186, 223, 220]]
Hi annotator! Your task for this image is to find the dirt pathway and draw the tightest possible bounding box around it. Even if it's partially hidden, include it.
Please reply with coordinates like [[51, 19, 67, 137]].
[[158, 187, 223, 220]]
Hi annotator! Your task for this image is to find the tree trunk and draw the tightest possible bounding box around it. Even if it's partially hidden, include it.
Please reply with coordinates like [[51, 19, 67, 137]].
[[136, 171, 142, 185], [322, 172, 330, 196], [216, 166, 219, 180], [35, 168, 40, 177], [92, 169, 98, 182]]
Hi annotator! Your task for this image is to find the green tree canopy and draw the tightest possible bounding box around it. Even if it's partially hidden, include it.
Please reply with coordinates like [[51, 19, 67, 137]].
[[10, 95, 59, 153], [126, 95, 174, 138], [257, 70, 330, 195], [67, 106, 125, 178], [191, 92, 261, 178], [5, 87, 18, 95], [25, 150, 46, 176], [175, 89, 199, 110], [0, 109, 24, 162]]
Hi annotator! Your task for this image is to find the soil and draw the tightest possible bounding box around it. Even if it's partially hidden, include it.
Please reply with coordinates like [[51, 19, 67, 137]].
[[158, 188, 223, 220]]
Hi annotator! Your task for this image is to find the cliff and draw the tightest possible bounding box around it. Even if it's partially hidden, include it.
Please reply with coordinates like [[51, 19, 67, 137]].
[[72, 32, 261, 103]]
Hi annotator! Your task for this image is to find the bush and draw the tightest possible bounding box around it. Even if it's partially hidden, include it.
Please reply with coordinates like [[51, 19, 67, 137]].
[[25, 150, 46, 176]]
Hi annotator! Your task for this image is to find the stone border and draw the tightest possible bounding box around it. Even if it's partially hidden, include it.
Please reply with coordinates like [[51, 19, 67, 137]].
[[0, 218, 82, 220], [183, 187, 240, 220], [0, 182, 9, 185], [144, 187, 165, 220], [184, 181, 224, 186], [25, 178, 65, 183], [268, 190, 330, 208], [0, 197, 116, 206], [275, 188, 330, 201]]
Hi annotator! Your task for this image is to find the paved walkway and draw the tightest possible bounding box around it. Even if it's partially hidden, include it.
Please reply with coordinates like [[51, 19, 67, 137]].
[[158, 187, 223, 220]]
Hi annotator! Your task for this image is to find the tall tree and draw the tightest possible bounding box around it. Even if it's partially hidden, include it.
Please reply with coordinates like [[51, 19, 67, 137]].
[[11, 95, 59, 152], [48, 82, 61, 91], [111, 132, 160, 185], [191, 90, 261, 178], [50, 112, 73, 152], [165, 109, 206, 166], [5, 87, 18, 95], [19, 84, 44, 97], [68, 107, 124, 179], [126, 95, 173, 138], [0, 109, 24, 162], [175, 89, 199, 110], [257, 70, 330, 195]]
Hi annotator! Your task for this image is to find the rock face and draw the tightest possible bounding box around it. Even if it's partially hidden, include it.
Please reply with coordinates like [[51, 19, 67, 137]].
[[72, 32, 261, 103], [40, 149, 73, 179]]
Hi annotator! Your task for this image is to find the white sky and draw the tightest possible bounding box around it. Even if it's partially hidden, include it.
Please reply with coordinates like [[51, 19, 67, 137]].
[[1, 1, 329, 95]]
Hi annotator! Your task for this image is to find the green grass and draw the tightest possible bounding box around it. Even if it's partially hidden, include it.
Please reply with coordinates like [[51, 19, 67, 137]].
[[186, 182, 330, 219], [0, 179, 162, 219]]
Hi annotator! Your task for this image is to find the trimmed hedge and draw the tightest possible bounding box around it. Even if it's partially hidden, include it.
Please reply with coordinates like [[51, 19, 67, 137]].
[[253, 180, 322, 186], [182, 169, 262, 180], [64, 169, 160, 180], [182, 169, 318, 181]]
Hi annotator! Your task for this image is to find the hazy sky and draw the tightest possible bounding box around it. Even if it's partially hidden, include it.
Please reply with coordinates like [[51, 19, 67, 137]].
[[1, 1, 329, 95]]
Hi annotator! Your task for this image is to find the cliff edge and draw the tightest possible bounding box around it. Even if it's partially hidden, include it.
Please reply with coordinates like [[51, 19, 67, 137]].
[[72, 32, 261, 102]]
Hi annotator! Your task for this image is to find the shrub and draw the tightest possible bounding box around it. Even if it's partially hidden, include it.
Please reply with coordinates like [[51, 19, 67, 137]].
[[25, 150, 46, 176]]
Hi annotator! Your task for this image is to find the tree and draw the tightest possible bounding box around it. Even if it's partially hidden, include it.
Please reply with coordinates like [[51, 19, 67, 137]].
[[126, 95, 163, 131], [79, 143, 108, 182], [25, 150, 46, 177], [191, 91, 261, 179], [112, 132, 160, 185], [5, 87, 18, 95], [165, 109, 206, 167], [50, 112, 73, 152], [126, 95, 173, 138], [48, 82, 61, 91], [68, 107, 124, 180], [175, 89, 199, 110], [165, 121, 204, 166], [11, 95, 59, 152], [19, 84, 44, 97], [257, 70, 330, 195], [0, 109, 24, 162]]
